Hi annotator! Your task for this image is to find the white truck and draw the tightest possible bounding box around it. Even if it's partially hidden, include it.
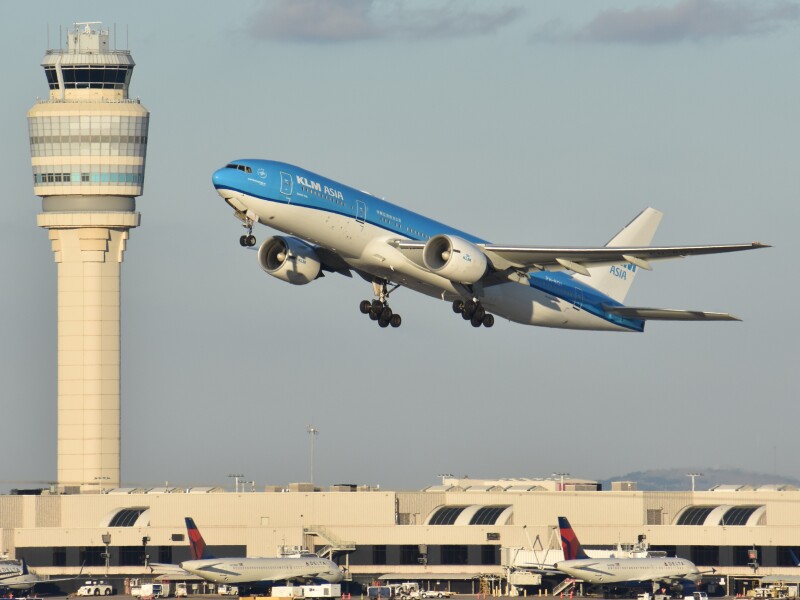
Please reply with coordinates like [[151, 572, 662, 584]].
[[368, 584, 420, 600], [76, 580, 114, 596], [138, 583, 170, 598], [218, 585, 239, 596], [271, 584, 341, 598]]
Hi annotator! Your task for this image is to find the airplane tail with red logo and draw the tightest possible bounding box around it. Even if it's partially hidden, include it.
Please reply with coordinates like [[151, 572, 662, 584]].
[[185, 517, 215, 560], [558, 516, 589, 560]]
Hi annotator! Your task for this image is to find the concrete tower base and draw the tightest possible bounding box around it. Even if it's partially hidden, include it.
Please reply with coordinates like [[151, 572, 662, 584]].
[[37, 211, 139, 491]]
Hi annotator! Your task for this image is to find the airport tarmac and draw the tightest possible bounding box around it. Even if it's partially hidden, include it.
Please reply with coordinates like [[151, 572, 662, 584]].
[[6, 596, 745, 600]]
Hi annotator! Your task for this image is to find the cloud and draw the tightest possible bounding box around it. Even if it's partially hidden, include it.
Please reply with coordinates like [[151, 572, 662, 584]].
[[532, 0, 800, 44], [246, 0, 524, 43]]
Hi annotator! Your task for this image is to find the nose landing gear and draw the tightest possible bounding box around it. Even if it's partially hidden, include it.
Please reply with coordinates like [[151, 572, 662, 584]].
[[238, 214, 257, 247], [452, 299, 494, 328]]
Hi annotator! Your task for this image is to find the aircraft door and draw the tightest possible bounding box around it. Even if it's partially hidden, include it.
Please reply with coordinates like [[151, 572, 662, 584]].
[[280, 171, 293, 198], [356, 200, 367, 224], [572, 287, 583, 310]]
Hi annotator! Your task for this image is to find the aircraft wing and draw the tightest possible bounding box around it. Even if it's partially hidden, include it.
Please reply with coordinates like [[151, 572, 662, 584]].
[[393, 240, 768, 274], [603, 306, 741, 321]]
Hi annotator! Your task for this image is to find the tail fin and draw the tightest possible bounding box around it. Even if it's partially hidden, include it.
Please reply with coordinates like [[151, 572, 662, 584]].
[[790, 549, 800, 567], [573, 207, 663, 303], [21, 559, 29, 575], [185, 517, 214, 560], [558, 516, 589, 560]]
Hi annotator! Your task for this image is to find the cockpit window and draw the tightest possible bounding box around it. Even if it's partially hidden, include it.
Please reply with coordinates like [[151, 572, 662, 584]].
[[224, 163, 252, 173]]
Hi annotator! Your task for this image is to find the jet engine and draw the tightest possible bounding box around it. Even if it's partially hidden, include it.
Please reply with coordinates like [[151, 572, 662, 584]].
[[422, 234, 488, 284], [257, 236, 321, 285]]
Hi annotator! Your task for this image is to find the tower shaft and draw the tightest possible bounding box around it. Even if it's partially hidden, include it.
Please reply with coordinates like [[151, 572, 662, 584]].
[[38, 213, 139, 488]]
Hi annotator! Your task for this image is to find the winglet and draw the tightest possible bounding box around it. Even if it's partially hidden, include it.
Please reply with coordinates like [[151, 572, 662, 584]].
[[185, 517, 214, 560], [558, 516, 589, 560]]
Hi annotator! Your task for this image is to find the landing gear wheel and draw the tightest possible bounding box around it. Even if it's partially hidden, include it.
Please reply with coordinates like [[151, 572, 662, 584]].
[[371, 299, 384, 313], [246, 234, 256, 246], [239, 235, 248, 247], [471, 316, 483, 327], [452, 299, 465, 313], [474, 305, 486, 321], [390, 314, 402, 328], [463, 301, 477, 318], [482, 314, 494, 328], [359, 300, 372, 314], [369, 308, 380, 321], [380, 306, 393, 320], [379, 317, 390, 328]]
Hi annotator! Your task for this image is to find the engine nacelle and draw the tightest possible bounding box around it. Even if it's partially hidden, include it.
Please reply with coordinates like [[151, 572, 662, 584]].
[[422, 234, 488, 284], [257, 236, 321, 285]]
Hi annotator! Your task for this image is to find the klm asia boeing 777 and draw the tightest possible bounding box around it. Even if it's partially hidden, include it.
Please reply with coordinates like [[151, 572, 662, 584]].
[[212, 160, 767, 331]]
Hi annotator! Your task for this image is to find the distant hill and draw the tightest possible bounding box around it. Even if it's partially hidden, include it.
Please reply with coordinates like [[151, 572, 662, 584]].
[[600, 468, 800, 491]]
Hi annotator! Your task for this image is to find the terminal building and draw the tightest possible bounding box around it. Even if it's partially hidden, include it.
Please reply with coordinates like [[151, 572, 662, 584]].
[[1, 476, 800, 595]]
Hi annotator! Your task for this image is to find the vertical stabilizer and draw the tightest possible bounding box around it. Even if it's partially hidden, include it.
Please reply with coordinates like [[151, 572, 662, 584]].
[[558, 516, 590, 560], [573, 207, 662, 303], [185, 517, 214, 560]]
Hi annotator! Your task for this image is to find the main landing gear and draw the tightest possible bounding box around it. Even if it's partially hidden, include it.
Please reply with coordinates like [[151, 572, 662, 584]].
[[452, 299, 494, 328], [359, 280, 402, 328], [238, 214, 257, 247]]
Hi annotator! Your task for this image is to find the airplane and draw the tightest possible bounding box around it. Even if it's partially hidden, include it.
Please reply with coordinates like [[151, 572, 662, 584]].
[[554, 517, 703, 592], [178, 518, 342, 587], [0, 558, 83, 592], [212, 160, 767, 331]]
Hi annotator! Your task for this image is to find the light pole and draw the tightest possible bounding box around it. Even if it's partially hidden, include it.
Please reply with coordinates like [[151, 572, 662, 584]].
[[94, 476, 110, 493], [307, 426, 319, 484], [142, 536, 150, 570], [102, 533, 111, 577], [686, 472, 703, 492], [228, 473, 244, 493], [437, 473, 453, 485], [553, 472, 570, 491]]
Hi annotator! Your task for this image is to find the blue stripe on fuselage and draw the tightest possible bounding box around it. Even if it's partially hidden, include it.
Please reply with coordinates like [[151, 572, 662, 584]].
[[214, 160, 645, 332], [531, 271, 645, 332]]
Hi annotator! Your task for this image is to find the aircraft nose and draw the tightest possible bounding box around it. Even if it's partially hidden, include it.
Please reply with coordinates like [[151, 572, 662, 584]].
[[212, 168, 229, 189]]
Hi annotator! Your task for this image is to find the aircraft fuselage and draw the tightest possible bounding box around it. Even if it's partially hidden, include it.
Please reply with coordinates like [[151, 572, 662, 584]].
[[213, 160, 643, 332]]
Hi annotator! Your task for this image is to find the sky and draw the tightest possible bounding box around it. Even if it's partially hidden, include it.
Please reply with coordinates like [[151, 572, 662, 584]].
[[0, 0, 797, 493]]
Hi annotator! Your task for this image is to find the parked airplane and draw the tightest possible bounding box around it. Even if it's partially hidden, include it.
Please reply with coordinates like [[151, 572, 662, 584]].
[[0, 558, 82, 591], [213, 160, 766, 331], [178, 518, 342, 586], [554, 517, 702, 591]]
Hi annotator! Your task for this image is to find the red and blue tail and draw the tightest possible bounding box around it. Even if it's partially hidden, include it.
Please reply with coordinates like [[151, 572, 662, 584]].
[[558, 516, 589, 560], [185, 517, 214, 560]]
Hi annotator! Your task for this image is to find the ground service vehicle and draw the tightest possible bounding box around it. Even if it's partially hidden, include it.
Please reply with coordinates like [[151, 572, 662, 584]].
[[76, 580, 114, 596], [218, 585, 239, 596]]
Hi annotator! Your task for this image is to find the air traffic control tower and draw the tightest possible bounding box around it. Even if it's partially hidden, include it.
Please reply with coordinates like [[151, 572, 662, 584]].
[[27, 22, 149, 491]]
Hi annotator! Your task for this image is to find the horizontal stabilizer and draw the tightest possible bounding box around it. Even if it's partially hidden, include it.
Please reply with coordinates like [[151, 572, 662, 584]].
[[603, 306, 741, 321]]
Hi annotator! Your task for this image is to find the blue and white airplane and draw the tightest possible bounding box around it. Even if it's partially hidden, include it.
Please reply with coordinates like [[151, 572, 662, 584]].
[[212, 160, 767, 331]]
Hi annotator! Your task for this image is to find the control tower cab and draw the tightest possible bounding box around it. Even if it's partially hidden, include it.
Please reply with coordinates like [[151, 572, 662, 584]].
[[29, 22, 148, 212], [27, 22, 150, 491]]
